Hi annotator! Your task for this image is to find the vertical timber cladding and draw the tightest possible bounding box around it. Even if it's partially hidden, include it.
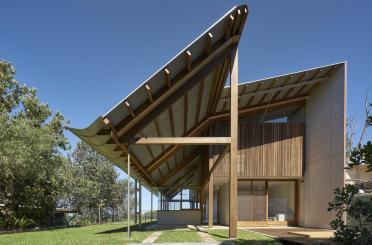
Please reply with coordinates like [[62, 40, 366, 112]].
[[211, 122, 304, 177]]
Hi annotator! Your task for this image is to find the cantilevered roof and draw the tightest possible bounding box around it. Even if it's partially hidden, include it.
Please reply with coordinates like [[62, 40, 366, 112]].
[[69, 5, 249, 191], [68, 4, 343, 194]]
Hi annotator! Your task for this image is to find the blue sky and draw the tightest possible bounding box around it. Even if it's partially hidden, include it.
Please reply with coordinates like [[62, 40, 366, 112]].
[[1, 0, 371, 210]]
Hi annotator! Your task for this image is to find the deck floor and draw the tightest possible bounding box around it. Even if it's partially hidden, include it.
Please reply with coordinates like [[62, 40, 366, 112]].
[[244, 227, 335, 245]]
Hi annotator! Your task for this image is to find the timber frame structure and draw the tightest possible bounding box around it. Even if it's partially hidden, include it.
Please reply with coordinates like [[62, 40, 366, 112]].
[[69, 4, 346, 238]]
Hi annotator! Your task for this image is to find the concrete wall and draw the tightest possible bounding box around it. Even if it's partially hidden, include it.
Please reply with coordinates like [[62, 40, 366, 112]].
[[299, 63, 346, 228], [157, 210, 201, 225]]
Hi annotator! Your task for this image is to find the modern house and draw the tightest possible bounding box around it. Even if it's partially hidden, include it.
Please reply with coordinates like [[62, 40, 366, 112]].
[[69, 4, 346, 238]]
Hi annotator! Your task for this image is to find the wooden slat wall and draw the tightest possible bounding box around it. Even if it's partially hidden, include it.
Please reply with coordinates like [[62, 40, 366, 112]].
[[211, 122, 304, 177]]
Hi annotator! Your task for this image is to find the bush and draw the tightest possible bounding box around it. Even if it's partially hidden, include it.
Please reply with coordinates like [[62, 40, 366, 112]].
[[328, 184, 372, 245]]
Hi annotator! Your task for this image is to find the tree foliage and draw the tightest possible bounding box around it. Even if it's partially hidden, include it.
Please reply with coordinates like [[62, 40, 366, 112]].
[[60, 141, 134, 223], [0, 60, 68, 229], [328, 185, 372, 244]]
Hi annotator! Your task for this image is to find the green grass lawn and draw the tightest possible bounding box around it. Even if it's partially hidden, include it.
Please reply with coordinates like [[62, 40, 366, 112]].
[[0, 222, 154, 245], [155, 229, 203, 243], [206, 229, 282, 245]]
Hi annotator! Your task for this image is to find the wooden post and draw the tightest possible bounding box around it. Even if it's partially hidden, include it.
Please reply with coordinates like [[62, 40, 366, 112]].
[[180, 189, 183, 210], [200, 189, 205, 224], [208, 145, 214, 228], [151, 190, 153, 226], [134, 179, 137, 224], [229, 48, 238, 238], [127, 145, 131, 240], [139, 179, 142, 227]]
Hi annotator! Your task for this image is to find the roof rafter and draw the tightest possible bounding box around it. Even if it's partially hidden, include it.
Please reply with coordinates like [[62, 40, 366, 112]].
[[112, 38, 239, 140]]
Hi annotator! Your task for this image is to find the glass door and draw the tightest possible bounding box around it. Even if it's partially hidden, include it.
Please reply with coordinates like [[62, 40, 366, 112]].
[[238, 180, 266, 223]]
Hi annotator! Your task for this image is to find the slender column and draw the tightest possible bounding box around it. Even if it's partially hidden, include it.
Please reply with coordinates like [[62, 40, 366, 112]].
[[200, 189, 205, 224], [127, 145, 131, 240], [180, 189, 183, 210], [151, 190, 153, 225], [208, 145, 214, 228], [229, 48, 238, 238], [134, 179, 137, 224], [139, 179, 142, 226]]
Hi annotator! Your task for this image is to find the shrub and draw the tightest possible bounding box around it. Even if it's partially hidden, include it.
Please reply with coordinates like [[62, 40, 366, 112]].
[[328, 184, 372, 245]]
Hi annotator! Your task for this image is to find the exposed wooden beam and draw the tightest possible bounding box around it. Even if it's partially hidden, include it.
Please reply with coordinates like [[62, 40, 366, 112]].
[[163, 168, 196, 197], [139, 132, 155, 159], [144, 117, 212, 173], [245, 95, 255, 107], [125, 137, 231, 145], [166, 167, 195, 189], [225, 15, 234, 39], [145, 85, 154, 103], [184, 92, 188, 135], [222, 101, 228, 112], [293, 85, 308, 97], [201, 145, 230, 188], [325, 65, 337, 75], [168, 107, 175, 137], [232, 9, 242, 35], [208, 144, 214, 228], [158, 168, 164, 178], [206, 32, 213, 55], [282, 75, 293, 86], [186, 50, 192, 72], [257, 93, 268, 105], [211, 60, 230, 113], [206, 64, 223, 114], [237, 7, 248, 34], [124, 101, 135, 118], [157, 151, 199, 186], [195, 80, 204, 124], [309, 68, 321, 80], [141, 95, 308, 173], [212, 95, 309, 121], [159, 185, 201, 189], [164, 68, 171, 88], [112, 37, 239, 139], [101, 117, 156, 186], [154, 119, 165, 152], [229, 48, 238, 238], [222, 75, 330, 102], [282, 72, 308, 99]]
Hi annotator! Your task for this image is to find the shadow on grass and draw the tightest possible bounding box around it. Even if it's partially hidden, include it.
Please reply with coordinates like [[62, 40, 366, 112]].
[[96, 221, 155, 234]]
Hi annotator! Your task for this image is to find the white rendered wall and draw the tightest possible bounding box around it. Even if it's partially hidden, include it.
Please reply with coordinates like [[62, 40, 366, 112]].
[[157, 210, 201, 225], [300, 63, 346, 228]]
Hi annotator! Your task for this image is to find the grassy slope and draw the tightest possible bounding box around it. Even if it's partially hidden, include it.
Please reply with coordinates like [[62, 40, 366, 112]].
[[0, 222, 153, 245], [207, 229, 282, 245], [155, 230, 203, 243]]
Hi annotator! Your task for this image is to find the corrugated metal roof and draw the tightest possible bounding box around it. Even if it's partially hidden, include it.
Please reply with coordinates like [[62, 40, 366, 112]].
[[69, 5, 249, 192], [68, 3, 344, 196]]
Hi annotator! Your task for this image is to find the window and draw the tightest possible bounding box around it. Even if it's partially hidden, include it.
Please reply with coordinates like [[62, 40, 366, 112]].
[[268, 181, 295, 222]]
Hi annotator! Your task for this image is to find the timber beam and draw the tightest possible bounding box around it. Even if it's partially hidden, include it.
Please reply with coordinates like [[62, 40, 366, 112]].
[[101, 35, 240, 141], [157, 151, 199, 186], [122, 137, 231, 145]]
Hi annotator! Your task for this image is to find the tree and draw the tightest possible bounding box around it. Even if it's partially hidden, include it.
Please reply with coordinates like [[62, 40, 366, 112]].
[[0, 60, 69, 229], [63, 141, 134, 224]]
